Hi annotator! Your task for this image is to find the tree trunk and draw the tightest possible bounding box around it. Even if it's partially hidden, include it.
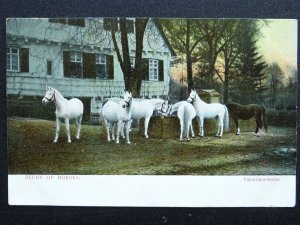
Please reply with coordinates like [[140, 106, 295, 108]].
[[223, 50, 230, 103], [186, 20, 193, 93], [131, 18, 149, 97], [119, 18, 132, 91]]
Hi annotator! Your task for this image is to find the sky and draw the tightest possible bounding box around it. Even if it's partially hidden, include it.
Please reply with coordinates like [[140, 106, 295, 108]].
[[257, 19, 298, 74]]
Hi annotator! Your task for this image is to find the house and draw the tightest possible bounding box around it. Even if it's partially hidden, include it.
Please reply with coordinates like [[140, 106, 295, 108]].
[[198, 89, 221, 103], [6, 18, 175, 122]]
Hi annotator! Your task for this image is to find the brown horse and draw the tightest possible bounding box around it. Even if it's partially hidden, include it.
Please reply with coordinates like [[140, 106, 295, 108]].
[[226, 103, 268, 136]]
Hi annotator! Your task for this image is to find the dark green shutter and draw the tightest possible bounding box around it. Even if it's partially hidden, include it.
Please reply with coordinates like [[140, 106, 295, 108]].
[[63, 51, 70, 77], [159, 60, 164, 81], [68, 19, 85, 27], [106, 55, 114, 79], [141, 58, 149, 80], [83, 53, 96, 78], [20, 48, 29, 72]]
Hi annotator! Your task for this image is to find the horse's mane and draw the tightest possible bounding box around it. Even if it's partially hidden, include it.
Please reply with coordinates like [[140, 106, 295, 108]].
[[49, 87, 65, 100]]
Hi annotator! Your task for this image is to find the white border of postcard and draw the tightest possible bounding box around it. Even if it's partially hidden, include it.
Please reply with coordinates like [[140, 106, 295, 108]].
[[8, 175, 295, 207]]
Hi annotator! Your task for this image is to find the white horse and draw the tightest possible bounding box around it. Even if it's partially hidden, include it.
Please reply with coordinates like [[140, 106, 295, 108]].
[[187, 89, 229, 137], [106, 97, 166, 138], [102, 91, 132, 144], [42, 86, 84, 143], [171, 101, 196, 141]]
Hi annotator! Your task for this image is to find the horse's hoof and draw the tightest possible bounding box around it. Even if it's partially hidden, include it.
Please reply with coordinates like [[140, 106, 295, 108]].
[[145, 135, 149, 139], [236, 133, 240, 135], [179, 139, 183, 142], [191, 135, 195, 138], [127, 142, 131, 145], [53, 140, 57, 143], [186, 139, 190, 142], [76, 136, 80, 140]]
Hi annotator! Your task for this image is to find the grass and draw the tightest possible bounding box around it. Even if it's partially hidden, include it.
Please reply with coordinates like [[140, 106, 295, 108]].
[[7, 117, 296, 175]]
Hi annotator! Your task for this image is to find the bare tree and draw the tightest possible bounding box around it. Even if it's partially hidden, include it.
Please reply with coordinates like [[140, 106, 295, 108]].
[[160, 19, 204, 93], [110, 18, 149, 97]]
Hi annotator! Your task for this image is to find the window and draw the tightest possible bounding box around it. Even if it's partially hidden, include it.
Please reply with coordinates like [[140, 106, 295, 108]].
[[130, 57, 135, 69], [7, 48, 19, 71], [141, 58, 164, 81], [96, 54, 106, 79], [63, 51, 114, 80], [103, 18, 118, 31], [47, 60, 52, 75], [70, 51, 82, 77], [149, 59, 158, 81], [6, 47, 29, 72]]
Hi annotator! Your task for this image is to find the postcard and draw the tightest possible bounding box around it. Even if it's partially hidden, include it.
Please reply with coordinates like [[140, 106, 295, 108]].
[[7, 17, 297, 207]]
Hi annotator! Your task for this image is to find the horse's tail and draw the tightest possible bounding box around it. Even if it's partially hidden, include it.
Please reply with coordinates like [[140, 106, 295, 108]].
[[224, 105, 230, 131], [262, 106, 268, 132], [183, 105, 189, 133]]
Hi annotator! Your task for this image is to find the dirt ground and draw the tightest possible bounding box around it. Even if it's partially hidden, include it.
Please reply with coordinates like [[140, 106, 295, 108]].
[[7, 117, 296, 175]]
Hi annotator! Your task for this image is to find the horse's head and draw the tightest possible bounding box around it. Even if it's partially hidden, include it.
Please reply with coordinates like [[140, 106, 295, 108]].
[[160, 100, 172, 116], [187, 89, 197, 104], [42, 86, 55, 106], [121, 90, 132, 108]]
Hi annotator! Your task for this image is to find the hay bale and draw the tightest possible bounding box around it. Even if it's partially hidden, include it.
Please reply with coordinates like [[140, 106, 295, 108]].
[[139, 115, 259, 139]]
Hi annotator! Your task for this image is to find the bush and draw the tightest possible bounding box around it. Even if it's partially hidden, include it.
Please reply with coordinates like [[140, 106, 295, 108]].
[[267, 110, 296, 127], [7, 95, 91, 124]]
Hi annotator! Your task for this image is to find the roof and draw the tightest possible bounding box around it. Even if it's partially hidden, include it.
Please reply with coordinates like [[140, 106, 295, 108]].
[[152, 19, 176, 57], [199, 89, 220, 95]]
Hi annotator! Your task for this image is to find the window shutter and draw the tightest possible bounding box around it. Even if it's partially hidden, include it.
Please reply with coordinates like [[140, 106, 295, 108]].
[[83, 53, 96, 78], [159, 60, 164, 81], [63, 51, 70, 77], [106, 55, 114, 79], [141, 58, 149, 80], [20, 48, 29, 72], [68, 18, 85, 27]]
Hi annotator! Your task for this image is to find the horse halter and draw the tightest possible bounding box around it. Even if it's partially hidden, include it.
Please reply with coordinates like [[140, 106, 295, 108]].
[[157, 102, 171, 115], [44, 90, 56, 102], [188, 95, 196, 104], [123, 98, 131, 107]]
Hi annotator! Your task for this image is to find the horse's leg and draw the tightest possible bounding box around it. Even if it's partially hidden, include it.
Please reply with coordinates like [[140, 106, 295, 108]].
[[144, 117, 150, 138], [76, 115, 82, 139], [218, 115, 224, 137], [125, 121, 131, 144], [116, 121, 123, 144], [255, 117, 260, 136], [200, 117, 204, 137], [186, 121, 191, 142], [256, 114, 263, 136], [121, 122, 125, 139], [111, 123, 115, 141], [216, 118, 221, 137], [179, 119, 183, 141], [128, 119, 132, 132], [196, 116, 201, 136], [104, 120, 111, 142], [65, 118, 71, 143], [54, 117, 61, 143], [190, 123, 195, 138], [233, 117, 240, 135]]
